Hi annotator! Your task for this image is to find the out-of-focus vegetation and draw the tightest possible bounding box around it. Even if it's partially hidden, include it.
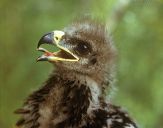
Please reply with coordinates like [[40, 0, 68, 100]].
[[0, 0, 163, 128]]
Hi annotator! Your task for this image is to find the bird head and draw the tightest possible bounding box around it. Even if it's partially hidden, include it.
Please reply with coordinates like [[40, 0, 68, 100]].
[[37, 19, 116, 76]]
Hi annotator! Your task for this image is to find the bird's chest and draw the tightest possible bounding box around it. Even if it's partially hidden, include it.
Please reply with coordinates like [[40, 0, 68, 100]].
[[38, 103, 68, 128], [37, 85, 69, 128], [26, 78, 102, 128]]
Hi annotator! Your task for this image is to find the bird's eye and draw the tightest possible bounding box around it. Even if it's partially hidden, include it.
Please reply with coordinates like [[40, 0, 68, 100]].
[[75, 42, 91, 56]]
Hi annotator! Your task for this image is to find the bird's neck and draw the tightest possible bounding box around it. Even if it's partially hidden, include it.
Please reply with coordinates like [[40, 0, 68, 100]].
[[47, 70, 108, 126], [23, 70, 110, 128], [55, 68, 107, 97]]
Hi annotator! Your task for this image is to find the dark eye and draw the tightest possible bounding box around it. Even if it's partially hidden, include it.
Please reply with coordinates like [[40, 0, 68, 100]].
[[75, 42, 91, 56]]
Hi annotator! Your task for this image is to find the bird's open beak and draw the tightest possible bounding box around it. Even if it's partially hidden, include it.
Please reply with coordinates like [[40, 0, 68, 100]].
[[37, 30, 79, 62]]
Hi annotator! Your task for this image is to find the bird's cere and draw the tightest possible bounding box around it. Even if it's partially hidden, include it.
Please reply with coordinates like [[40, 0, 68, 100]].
[[53, 30, 65, 43]]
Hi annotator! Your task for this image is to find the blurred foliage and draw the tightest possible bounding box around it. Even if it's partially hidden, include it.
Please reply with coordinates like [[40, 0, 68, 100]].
[[0, 0, 163, 128]]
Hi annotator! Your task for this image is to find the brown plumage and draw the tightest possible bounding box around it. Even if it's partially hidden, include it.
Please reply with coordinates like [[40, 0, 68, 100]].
[[15, 18, 138, 128]]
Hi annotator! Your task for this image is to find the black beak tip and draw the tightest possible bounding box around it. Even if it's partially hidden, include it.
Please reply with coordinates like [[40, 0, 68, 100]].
[[36, 56, 48, 62], [37, 32, 53, 48]]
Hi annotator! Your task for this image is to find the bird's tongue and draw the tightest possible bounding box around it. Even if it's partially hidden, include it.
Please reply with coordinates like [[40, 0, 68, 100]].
[[43, 51, 54, 56], [37, 47, 57, 57]]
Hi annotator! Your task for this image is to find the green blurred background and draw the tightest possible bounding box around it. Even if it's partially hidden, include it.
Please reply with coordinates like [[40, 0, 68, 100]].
[[0, 0, 163, 128]]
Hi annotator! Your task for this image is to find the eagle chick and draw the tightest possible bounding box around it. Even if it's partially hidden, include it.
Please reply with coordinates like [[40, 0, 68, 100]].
[[15, 18, 138, 128]]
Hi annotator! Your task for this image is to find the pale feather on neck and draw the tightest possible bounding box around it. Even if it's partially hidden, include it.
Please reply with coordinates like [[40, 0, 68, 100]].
[[86, 76, 101, 115]]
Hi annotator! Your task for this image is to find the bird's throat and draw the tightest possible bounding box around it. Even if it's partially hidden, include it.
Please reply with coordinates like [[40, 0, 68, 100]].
[[48, 72, 104, 125], [15, 72, 104, 128]]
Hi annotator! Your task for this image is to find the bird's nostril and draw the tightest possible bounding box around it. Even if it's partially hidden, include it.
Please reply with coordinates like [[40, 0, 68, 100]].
[[55, 37, 59, 40]]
